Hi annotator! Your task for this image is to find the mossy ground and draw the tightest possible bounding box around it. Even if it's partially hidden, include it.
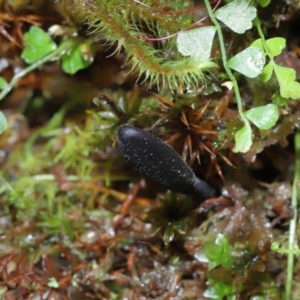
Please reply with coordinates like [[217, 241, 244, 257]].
[[0, 1, 300, 299]]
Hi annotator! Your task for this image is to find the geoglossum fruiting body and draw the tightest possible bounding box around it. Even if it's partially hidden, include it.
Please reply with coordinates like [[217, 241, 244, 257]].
[[117, 124, 214, 201]]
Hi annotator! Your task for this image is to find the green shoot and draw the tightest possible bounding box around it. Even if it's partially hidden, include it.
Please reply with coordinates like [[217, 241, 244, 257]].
[[0, 27, 93, 104], [286, 131, 300, 299], [200, 0, 300, 152], [270, 131, 300, 299], [195, 234, 233, 270], [195, 234, 234, 299], [0, 26, 94, 135], [253, 21, 300, 100], [203, 0, 252, 152]]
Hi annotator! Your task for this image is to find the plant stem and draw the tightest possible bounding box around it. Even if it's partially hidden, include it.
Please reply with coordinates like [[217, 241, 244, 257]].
[[286, 131, 300, 299], [0, 40, 73, 102], [203, 0, 247, 124], [254, 17, 272, 58]]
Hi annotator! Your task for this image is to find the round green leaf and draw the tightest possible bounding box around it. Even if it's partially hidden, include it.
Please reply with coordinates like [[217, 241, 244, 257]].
[[61, 43, 93, 74], [251, 38, 286, 58], [21, 26, 57, 64], [227, 46, 265, 78], [244, 104, 279, 130], [215, 0, 256, 34], [266, 37, 286, 57]]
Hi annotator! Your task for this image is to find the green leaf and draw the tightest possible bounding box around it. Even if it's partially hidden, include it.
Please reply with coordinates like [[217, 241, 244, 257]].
[[0, 111, 7, 134], [163, 225, 175, 244], [177, 26, 216, 62], [198, 60, 218, 70], [272, 93, 289, 107], [98, 111, 117, 120], [215, 0, 257, 34], [47, 277, 59, 288], [61, 42, 93, 74], [227, 46, 265, 78], [271, 242, 300, 255], [173, 219, 188, 234], [245, 104, 279, 130], [233, 122, 252, 153], [204, 282, 235, 299], [0, 77, 8, 89], [274, 64, 300, 99], [251, 38, 264, 52], [21, 26, 57, 64], [214, 234, 232, 268], [257, 0, 271, 7], [265, 37, 286, 57], [203, 234, 232, 270], [252, 38, 286, 58], [259, 61, 274, 82]]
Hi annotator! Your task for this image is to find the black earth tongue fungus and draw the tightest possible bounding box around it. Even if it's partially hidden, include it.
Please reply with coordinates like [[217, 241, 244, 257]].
[[117, 124, 215, 202]]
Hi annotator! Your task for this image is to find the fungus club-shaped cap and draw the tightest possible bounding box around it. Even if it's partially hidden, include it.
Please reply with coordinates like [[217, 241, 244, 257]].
[[117, 124, 214, 200]]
